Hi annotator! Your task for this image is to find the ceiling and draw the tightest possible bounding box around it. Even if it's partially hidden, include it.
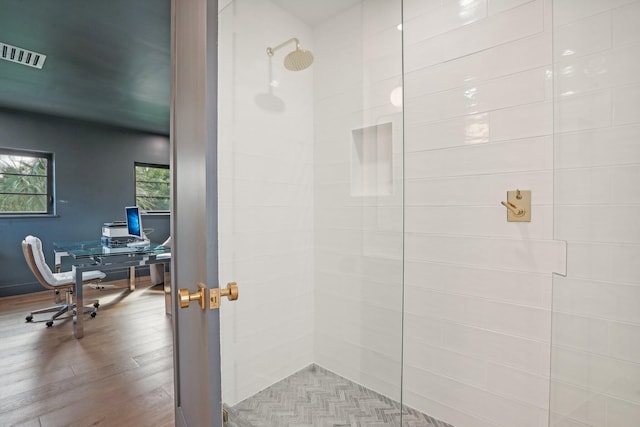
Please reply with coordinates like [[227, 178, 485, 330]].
[[0, 0, 358, 136], [0, 0, 171, 135], [270, 0, 361, 27]]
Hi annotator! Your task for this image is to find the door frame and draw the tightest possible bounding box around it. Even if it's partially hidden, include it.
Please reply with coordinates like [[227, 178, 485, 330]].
[[171, 0, 223, 426]]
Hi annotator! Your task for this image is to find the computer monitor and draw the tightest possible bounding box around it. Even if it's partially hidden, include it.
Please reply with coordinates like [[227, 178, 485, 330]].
[[125, 206, 143, 239]]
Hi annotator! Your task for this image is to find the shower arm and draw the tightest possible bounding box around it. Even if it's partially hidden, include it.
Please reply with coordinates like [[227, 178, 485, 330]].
[[266, 38, 299, 57]]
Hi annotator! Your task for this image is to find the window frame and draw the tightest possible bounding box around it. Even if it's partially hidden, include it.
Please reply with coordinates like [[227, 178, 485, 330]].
[[134, 162, 170, 214], [0, 147, 54, 216]]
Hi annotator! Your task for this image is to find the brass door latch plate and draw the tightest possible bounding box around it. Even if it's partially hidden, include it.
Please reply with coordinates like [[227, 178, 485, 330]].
[[209, 282, 239, 310], [179, 282, 239, 310]]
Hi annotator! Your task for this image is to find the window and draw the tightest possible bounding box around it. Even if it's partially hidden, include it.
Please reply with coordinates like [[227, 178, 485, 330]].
[[135, 162, 170, 213], [0, 148, 54, 215]]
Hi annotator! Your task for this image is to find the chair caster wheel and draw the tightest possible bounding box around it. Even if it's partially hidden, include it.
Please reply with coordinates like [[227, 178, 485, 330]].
[[46, 321, 54, 327], [26, 315, 33, 322], [90, 312, 97, 318], [93, 302, 100, 308]]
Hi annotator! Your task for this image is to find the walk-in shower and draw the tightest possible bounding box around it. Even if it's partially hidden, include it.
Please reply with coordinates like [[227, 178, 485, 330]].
[[218, 0, 640, 426]]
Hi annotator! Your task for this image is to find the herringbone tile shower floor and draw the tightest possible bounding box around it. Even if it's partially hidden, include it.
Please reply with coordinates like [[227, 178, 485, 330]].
[[225, 365, 454, 427]]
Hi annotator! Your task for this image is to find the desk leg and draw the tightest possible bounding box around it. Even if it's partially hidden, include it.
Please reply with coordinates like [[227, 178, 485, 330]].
[[54, 251, 67, 302], [73, 268, 84, 339], [129, 266, 136, 291]]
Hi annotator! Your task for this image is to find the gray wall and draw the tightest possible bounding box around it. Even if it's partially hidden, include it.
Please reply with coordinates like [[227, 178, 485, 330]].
[[0, 108, 170, 296]]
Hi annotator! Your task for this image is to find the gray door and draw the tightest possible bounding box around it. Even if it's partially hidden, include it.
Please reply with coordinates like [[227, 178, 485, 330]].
[[171, 0, 222, 426]]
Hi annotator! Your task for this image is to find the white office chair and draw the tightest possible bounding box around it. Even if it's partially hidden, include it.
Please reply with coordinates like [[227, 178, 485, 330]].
[[22, 235, 105, 327], [150, 236, 171, 286]]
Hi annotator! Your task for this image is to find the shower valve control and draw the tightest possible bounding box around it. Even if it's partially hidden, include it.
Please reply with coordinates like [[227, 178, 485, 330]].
[[501, 190, 531, 222]]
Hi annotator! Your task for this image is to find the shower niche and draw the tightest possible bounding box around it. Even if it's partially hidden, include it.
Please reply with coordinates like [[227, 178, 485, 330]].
[[350, 122, 393, 197]]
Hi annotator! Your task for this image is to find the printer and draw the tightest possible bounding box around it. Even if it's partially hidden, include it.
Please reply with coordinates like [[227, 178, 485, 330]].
[[101, 222, 134, 247]]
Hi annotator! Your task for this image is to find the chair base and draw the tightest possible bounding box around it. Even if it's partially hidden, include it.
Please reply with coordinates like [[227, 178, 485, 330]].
[[26, 300, 100, 327]]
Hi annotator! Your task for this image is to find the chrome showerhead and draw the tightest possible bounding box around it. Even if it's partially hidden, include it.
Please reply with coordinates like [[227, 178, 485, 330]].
[[266, 37, 314, 71]]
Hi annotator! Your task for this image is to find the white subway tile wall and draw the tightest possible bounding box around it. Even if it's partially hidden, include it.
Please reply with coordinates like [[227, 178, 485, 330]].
[[550, 1, 640, 426], [218, 0, 315, 406], [313, 0, 405, 402], [400, 0, 559, 425]]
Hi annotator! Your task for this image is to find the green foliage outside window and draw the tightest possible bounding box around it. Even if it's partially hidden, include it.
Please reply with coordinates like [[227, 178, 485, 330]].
[[135, 163, 170, 212], [0, 150, 52, 214]]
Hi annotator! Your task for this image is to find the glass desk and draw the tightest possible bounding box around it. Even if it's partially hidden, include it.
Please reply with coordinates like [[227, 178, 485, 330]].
[[54, 240, 170, 338]]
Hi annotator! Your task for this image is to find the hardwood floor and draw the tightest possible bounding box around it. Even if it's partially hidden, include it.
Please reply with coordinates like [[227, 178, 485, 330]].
[[0, 277, 175, 427]]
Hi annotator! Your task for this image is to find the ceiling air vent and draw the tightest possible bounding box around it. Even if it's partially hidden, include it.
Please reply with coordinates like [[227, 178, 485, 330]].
[[0, 42, 46, 69]]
